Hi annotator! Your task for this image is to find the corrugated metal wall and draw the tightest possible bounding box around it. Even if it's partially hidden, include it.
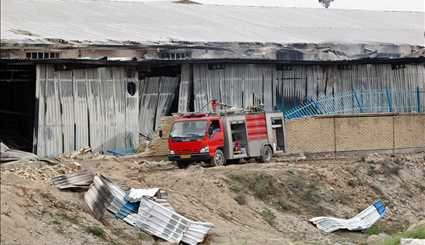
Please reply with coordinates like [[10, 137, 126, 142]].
[[193, 64, 274, 111], [191, 63, 425, 113], [34, 62, 424, 156], [35, 64, 140, 156]]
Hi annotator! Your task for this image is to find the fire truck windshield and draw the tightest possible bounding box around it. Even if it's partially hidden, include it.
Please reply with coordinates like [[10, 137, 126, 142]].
[[170, 120, 208, 140]]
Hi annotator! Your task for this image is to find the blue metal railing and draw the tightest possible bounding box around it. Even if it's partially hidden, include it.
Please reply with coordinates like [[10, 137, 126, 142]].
[[283, 88, 424, 120]]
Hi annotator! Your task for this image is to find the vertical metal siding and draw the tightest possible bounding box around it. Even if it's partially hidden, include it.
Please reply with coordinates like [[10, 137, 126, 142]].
[[193, 63, 425, 114], [74, 69, 89, 150], [193, 64, 274, 111], [178, 64, 192, 113], [35, 64, 140, 156], [125, 71, 140, 149]]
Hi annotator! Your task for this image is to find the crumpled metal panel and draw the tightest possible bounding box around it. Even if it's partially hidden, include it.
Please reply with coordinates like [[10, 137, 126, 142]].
[[51, 169, 94, 190], [84, 175, 212, 244], [0, 143, 39, 163], [135, 197, 213, 245], [310, 200, 386, 233]]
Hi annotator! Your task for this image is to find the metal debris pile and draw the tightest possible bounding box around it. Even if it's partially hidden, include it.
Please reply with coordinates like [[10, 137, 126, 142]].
[[52, 170, 213, 244], [310, 200, 386, 233]]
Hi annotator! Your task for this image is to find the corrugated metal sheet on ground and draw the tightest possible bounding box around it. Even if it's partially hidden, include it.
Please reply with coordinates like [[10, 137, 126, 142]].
[[84, 175, 212, 244], [310, 200, 386, 233], [51, 169, 94, 189]]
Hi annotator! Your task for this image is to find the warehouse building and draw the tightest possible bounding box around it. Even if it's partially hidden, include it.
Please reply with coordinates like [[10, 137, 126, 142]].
[[1, 0, 424, 156]]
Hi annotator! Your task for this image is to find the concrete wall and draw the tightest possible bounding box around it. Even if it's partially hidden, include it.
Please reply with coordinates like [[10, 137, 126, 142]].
[[286, 113, 425, 154]]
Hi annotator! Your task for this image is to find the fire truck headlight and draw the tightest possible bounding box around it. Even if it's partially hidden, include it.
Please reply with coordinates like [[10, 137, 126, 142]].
[[200, 146, 209, 153], [169, 150, 175, 155]]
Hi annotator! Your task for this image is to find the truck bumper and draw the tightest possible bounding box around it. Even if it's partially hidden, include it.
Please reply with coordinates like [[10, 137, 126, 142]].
[[168, 153, 211, 162]]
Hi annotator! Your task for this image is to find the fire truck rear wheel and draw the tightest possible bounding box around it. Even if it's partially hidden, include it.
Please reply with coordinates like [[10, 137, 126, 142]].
[[259, 146, 272, 163], [211, 149, 226, 166]]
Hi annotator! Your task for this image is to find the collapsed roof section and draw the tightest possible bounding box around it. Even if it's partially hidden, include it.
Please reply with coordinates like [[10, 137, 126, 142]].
[[1, 0, 424, 61]]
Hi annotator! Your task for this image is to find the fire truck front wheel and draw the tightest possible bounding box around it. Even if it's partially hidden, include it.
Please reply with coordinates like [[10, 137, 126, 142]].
[[211, 149, 226, 166], [176, 160, 192, 169]]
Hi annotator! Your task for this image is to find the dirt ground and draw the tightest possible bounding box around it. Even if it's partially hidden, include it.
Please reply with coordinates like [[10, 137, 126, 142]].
[[1, 152, 424, 245]]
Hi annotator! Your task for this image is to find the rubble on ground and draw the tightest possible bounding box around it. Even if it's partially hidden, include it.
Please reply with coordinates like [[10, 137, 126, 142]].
[[1, 152, 424, 244], [2, 161, 82, 181], [139, 116, 174, 157]]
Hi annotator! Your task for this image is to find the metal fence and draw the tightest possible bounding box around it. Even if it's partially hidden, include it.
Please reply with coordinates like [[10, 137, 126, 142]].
[[284, 88, 424, 120]]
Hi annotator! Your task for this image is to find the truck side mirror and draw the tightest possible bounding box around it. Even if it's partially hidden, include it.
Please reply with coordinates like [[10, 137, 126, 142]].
[[208, 127, 213, 136], [159, 129, 163, 138]]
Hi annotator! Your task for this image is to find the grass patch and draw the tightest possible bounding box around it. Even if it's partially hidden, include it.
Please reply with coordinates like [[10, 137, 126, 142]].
[[84, 225, 106, 239], [260, 208, 276, 226], [367, 224, 381, 235], [381, 225, 425, 245], [49, 218, 62, 225], [225, 172, 327, 215], [56, 213, 80, 225], [226, 174, 277, 201]]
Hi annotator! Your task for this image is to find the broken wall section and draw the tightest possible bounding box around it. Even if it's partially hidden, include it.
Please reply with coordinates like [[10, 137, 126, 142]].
[[139, 75, 179, 138]]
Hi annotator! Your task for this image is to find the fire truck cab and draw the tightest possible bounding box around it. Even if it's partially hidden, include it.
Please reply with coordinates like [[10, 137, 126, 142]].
[[168, 111, 285, 168]]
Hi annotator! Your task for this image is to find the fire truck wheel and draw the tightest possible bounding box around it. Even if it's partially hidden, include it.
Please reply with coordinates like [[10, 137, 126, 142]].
[[211, 149, 226, 166], [176, 160, 191, 169], [259, 146, 272, 163]]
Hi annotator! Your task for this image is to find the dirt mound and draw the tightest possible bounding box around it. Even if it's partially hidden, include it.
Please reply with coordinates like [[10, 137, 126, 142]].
[[1, 153, 424, 244]]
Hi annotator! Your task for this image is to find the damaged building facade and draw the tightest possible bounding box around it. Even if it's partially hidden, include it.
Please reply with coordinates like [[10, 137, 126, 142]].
[[1, 0, 424, 156]]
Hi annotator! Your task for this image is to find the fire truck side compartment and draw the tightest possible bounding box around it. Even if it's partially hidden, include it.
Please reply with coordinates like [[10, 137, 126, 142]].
[[265, 112, 286, 153]]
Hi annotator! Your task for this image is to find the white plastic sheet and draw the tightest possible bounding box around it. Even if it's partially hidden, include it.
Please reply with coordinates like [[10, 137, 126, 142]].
[[126, 188, 160, 202]]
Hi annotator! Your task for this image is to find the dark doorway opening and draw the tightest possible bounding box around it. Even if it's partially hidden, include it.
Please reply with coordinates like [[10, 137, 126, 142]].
[[0, 62, 36, 152]]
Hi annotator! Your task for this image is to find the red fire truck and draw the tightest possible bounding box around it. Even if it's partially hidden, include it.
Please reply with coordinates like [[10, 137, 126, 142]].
[[167, 109, 286, 168]]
